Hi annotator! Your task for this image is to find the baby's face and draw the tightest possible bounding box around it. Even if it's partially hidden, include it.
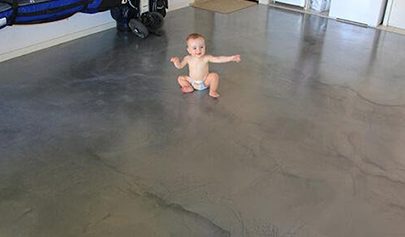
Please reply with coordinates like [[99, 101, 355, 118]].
[[187, 37, 206, 57]]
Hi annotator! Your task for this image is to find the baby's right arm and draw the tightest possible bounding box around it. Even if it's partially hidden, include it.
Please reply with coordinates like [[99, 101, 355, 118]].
[[170, 56, 189, 69]]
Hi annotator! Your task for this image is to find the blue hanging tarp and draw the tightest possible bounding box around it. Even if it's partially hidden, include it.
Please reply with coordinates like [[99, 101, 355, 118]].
[[0, 0, 120, 29]]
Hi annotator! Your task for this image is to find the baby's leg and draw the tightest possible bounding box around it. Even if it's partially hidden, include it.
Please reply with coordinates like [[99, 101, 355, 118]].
[[177, 76, 193, 93], [204, 72, 220, 98]]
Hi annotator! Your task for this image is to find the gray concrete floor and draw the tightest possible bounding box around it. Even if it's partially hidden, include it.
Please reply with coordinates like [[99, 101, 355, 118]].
[[1, 5, 405, 237]]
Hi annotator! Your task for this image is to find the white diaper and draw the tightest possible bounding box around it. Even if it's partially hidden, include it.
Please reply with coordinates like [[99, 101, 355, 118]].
[[190, 79, 208, 91]]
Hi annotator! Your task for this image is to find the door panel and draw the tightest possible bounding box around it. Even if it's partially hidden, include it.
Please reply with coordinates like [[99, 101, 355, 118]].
[[329, 0, 386, 27], [388, 0, 405, 29]]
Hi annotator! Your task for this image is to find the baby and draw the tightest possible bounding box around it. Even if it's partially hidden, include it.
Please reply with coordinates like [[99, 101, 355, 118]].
[[170, 33, 241, 98]]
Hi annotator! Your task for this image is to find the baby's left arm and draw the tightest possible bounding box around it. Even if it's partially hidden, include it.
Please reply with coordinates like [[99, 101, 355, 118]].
[[207, 55, 241, 63]]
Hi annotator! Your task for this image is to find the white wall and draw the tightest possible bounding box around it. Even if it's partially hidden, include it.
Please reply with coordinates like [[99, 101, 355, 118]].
[[0, 0, 191, 62]]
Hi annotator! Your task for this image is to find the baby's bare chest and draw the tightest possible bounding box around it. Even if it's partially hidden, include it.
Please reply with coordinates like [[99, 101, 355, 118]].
[[188, 58, 209, 71]]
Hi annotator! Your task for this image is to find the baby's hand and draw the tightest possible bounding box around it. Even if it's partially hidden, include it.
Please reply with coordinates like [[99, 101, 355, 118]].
[[233, 55, 241, 63], [170, 57, 180, 64]]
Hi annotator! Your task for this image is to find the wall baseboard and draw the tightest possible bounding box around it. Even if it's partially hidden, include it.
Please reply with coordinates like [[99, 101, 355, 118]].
[[0, 22, 115, 63], [170, 0, 192, 11]]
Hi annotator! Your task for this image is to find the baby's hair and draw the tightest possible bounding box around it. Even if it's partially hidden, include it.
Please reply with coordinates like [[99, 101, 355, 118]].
[[186, 33, 205, 42]]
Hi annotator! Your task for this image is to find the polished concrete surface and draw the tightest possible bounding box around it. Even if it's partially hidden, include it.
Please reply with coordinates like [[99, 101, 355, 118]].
[[1, 5, 405, 237]]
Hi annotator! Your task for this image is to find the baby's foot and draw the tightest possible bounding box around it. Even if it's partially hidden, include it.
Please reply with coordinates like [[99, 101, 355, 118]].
[[181, 86, 194, 93], [209, 91, 220, 98]]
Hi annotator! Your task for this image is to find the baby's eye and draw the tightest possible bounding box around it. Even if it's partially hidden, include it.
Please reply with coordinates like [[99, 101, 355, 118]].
[[193, 47, 197, 50]]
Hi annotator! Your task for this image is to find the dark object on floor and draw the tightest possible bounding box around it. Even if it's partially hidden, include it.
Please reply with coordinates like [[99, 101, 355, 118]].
[[110, 0, 167, 38]]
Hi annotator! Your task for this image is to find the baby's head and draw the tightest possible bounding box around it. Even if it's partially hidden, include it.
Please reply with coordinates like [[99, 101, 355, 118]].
[[186, 33, 206, 57]]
